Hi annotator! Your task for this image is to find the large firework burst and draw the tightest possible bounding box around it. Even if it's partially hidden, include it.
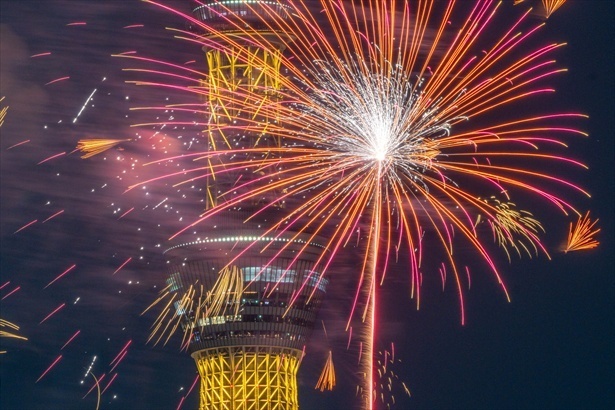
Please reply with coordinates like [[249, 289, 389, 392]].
[[119, 0, 591, 406]]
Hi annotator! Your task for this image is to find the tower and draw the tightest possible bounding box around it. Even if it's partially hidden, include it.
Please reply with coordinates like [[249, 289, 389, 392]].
[[164, 2, 328, 409]]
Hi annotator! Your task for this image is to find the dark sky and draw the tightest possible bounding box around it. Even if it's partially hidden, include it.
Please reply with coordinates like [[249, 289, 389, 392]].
[[1, 1, 613, 410]]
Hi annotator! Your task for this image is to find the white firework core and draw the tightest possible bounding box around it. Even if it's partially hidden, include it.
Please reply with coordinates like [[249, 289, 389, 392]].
[[303, 59, 450, 182]]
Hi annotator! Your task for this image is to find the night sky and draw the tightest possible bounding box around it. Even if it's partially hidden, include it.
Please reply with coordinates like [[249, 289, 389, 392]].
[[1, 1, 613, 409]]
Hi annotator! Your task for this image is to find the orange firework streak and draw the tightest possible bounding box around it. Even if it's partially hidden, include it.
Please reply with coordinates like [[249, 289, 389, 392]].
[[564, 212, 600, 253], [542, 0, 567, 18]]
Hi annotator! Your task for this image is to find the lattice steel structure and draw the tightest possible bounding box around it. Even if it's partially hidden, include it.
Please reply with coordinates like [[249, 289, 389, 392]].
[[165, 231, 328, 409], [193, 0, 293, 209], [164, 2, 328, 409]]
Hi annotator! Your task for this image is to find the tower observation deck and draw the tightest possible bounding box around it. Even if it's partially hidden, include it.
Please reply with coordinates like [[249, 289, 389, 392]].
[[164, 2, 328, 409]]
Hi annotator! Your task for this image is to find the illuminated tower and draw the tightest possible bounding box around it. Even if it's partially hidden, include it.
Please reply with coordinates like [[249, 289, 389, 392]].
[[164, 2, 328, 409]]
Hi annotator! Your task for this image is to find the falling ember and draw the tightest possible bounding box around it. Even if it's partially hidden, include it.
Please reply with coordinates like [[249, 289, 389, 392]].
[[0, 318, 28, 353], [564, 212, 600, 253], [113, 257, 133, 274], [37, 152, 66, 165], [13, 219, 37, 234], [76, 138, 131, 159], [72, 88, 97, 123], [44, 76, 70, 86], [83, 373, 105, 399], [36, 355, 63, 383], [39, 303, 66, 325], [44, 264, 77, 289], [109, 350, 127, 374], [42, 210, 64, 223], [109, 340, 132, 367], [0, 96, 7, 128], [100, 373, 118, 396], [1, 286, 20, 301], [60, 330, 81, 350], [6, 139, 30, 150], [30, 52, 51, 58], [117, 207, 134, 220], [315, 351, 336, 392], [88, 372, 102, 410]]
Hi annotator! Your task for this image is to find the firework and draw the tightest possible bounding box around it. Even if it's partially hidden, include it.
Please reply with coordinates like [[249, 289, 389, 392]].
[[0, 96, 7, 127], [315, 351, 336, 392], [117, 1, 592, 407], [0, 318, 27, 353], [477, 197, 545, 262], [542, 0, 567, 18], [564, 211, 600, 253], [76, 138, 130, 159]]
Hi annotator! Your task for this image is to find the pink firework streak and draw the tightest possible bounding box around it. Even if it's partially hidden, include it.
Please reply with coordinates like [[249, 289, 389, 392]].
[[113, 257, 132, 275], [109, 340, 132, 368], [42, 210, 64, 223], [100, 373, 118, 396], [44, 76, 70, 86], [61, 330, 81, 350], [1, 286, 20, 301], [37, 152, 66, 165], [6, 139, 30, 150], [39, 303, 66, 325], [36, 355, 62, 383], [13, 219, 37, 234], [44, 264, 77, 289]]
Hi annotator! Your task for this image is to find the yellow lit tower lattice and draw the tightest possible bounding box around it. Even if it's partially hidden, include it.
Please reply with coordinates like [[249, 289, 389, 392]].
[[165, 2, 329, 409], [196, 0, 290, 210]]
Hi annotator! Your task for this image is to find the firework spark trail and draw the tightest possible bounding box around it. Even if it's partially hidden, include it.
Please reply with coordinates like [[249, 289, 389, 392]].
[[1, 286, 20, 301], [44, 76, 70, 86], [117, 207, 134, 220], [36, 355, 63, 383], [39, 303, 66, 325], [543, 0, 567, 18], [0, 318, 27, 352], [83, 373, 105, 399], [44, 264, 77, 289], [73, 88, 97, 123], [109, 340, 132, 367], [122, 1, 593, 407], [37, 152, 66, 165], [13, 219, 37, 234], [113, 257, 132, 275], [564, 211, 600, 253], [76, 138, 130, 158], [30, 52, 51, 58], [100, 373, 118, 396], [42, 210, 64, 223], [60, 329, 81, 350], [108, 350, 127, 374], [6, 139, 31, 150]]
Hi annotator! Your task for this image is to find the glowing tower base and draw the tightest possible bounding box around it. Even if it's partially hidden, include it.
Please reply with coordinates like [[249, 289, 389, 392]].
[[193, 346, 301, 409]]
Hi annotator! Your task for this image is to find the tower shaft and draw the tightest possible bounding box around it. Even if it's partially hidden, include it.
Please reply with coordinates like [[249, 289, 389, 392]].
[[174, 4, 320, 410]]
